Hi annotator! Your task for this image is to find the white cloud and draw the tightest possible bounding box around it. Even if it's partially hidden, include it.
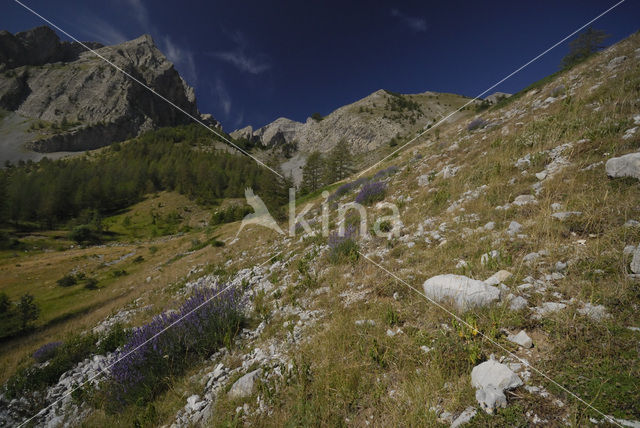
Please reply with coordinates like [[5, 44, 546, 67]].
[[122, 0, 151, 32], [80, 17, 128, 45], [214, 78, 232, 116], [207, 31, 271, 74], [162, 36, 198, 86], [391, 8, 427, 33]]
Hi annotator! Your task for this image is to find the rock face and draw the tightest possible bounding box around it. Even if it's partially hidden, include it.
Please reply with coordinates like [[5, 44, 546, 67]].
[[606, 152, 640, 180], [0, 26, 103, 71], [0, 26, 216, 153], [422, 274, 500, 310], [471, 357, 522, 414]]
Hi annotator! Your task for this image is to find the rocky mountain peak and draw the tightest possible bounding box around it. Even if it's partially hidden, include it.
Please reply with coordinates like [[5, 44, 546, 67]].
[[0, 26, 216, 156]]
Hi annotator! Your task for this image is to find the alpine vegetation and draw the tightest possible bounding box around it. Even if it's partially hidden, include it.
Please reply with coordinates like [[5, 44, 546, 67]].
[[328, 225, 359, 264], [355, 181, 386, 205], [108, 285, 243, 407]]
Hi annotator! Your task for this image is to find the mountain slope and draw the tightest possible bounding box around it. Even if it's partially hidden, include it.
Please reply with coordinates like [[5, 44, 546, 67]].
[[232, 89, 475, 182]]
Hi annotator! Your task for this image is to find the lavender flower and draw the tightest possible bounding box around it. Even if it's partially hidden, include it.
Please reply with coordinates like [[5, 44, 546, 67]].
[[355, 181, 386, 205], [108, 284, 243, 406], [373, 166, 398, 180], [33, 341, 62, 363]]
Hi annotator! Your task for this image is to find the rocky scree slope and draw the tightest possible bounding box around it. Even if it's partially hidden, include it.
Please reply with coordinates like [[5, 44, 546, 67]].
[[0, 26, 217, 152]]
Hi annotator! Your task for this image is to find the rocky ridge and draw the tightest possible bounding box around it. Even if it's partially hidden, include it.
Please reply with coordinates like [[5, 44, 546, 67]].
[[0, 26, 218, 154]]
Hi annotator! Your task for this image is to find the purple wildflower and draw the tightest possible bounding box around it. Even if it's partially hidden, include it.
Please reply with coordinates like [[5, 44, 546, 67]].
[[373, 166, 398, 180], [33, 341, 62, 363], [355, 181, 386, 205], [108, 284, 243, 406]]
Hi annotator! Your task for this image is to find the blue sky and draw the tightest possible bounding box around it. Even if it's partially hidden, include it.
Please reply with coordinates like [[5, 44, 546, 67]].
[[2, 1, 639, 131]]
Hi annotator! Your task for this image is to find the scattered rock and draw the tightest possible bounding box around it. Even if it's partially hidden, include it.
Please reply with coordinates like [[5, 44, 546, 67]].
[[606, 152, 640, 180], [471, 357, 522, 414], [507, 295, 528, 311], [607, 55, 627, 69], [532, 302, 566, 319], [451, 406, 477, 427], [507, 221, 522, 235], [484, 270, 512, 286], [551, 211, 582, 220], [624, 245, 637, 256], [622, 127, 637, 140], [513, 195, 537, 206], [417, 174, 430, 187], [228, 369, 262, 399], [553, 261, 568, 273], [355, 319, 376, 326], [480, 250, 500, 266], [523, 252, 541, 263], [507, 330, 533, 348], [632, 246, 640, 274], [578, 303, 609, 321], [422, 274, 500, 310]]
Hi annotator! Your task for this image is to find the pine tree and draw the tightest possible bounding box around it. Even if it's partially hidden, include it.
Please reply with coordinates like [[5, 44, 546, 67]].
[[324, 140, 354, 184], [301, 151, 324, 193], [561, 27, 609, 69], [17, 293, 39, 330]]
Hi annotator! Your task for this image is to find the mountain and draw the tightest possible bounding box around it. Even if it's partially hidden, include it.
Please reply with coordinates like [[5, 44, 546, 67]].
[[0, 26, 218, 158], [232, 89, 473, 182]]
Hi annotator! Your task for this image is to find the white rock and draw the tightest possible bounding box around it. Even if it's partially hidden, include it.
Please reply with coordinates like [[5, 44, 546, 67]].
[[551, 202, 563, 212], [551, 211, 582, 220], [622, 127, 637, 140], [417, 174, 430, 187], [484, 270, 512, 286], [507, 221, 522, 235], [422, 274, 500, 310], [355, 319, 376, 326], [578, 303, 609, 321], [471, 358, 522, 414], [533, 302, 566, 319], [507, 330, 533, 348], [483, 221, 495, 231], [451, 406, 477, 428], [508, 295, 528, 311], [624, 220, 640, 228], [535, 171, 547, 180], [456, 260, 469, 269], [624, 245, 637, 256], [480, 250, 500, 266], [632, 246, 640, 274], [554, 261, 568, 272], [607, 55, 627, 69], [606, 152, 640, 180], [228, 369, 262, 399], [523, 252, 540, 263], [512, 195, 537, 206]]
